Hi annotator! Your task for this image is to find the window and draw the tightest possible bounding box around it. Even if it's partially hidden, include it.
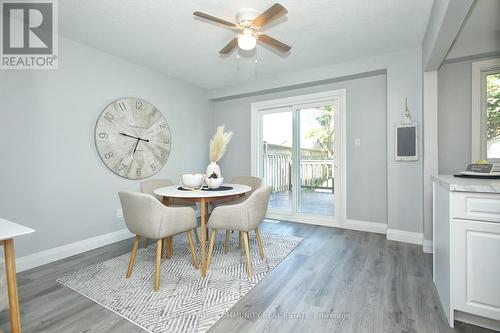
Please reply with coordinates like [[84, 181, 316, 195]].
[[471, 58, 500, 166], [485, 72, 500, 159]]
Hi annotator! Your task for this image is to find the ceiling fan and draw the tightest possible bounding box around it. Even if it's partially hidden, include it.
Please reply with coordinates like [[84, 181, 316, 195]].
[[193, 3, 291, 55]]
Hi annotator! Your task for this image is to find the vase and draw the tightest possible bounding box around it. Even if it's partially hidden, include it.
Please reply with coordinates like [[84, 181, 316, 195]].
[[206, 161, 221, 179]]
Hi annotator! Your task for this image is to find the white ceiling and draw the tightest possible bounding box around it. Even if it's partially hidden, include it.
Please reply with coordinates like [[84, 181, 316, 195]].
[[447, 0, 500, 60], [59, 0, 433, 90]]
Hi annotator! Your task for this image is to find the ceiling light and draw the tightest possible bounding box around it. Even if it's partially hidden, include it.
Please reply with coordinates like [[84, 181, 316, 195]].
[[238, 28, 256, 50]]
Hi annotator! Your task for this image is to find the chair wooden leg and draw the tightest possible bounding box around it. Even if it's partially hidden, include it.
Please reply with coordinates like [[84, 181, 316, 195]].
[[207, 230, 217, 270], [162, 237, 173, 259], [144, 238, 149, 248], [194, 228, 200, 244], [186, 230, 199, 269], [224, 230, 230, 254], [168, 236, 174, 257], [242, 231, 253, 277], [161, 237, 170, 258], [154, 239, 162, 291], [238, 231, 242, 249], [255, 227, 265, 259], [126, 235, 140, 278]]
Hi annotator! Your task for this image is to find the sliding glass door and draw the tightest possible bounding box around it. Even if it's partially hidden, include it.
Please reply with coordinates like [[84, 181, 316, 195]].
[[296, 105, 336, 217], [255, 92, 343, 225], [260, 107, 293, 216]]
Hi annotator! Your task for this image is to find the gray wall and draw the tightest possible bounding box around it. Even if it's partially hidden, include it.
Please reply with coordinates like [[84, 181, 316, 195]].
[[0, 37, 211, 257], [211, 74, 387, 224], [437, 60, 474, 174]]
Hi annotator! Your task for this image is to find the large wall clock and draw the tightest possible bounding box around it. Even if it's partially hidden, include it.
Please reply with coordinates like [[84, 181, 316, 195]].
[[95, 98, 171, 179]]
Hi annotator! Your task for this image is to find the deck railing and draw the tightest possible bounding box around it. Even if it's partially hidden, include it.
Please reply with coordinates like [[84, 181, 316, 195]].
[[263, 153, 334, 193], [300, 159, 334, 191], [264, 153, 292, 192]]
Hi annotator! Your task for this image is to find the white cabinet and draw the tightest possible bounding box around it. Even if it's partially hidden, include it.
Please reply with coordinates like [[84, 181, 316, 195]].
[[432, 177, 500, 331], [454, 219, 500, 320]]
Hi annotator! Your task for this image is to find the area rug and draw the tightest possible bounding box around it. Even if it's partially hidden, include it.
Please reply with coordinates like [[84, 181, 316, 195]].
[[57, 231, 302, 333]]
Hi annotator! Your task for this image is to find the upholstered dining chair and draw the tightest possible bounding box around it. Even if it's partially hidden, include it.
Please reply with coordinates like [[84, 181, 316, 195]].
[[206, 186, 272, 277], [140, 179, 200, 248], [119, 191, 199, 291], [215, 176, 263, 253], [229, 176, 263, 202]]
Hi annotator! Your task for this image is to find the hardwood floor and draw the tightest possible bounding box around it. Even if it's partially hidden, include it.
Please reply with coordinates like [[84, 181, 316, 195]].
[[0, 221, 495, 333]]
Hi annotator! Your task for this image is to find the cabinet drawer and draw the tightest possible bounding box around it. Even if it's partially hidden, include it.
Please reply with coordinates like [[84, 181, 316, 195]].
[[453, 192, 500, 223]]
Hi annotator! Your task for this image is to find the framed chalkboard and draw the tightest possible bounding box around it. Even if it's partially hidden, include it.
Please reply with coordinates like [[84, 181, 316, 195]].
[[395, 123, 418, 161]]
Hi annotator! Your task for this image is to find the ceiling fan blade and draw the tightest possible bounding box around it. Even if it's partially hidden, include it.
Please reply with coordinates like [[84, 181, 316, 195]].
[[193, 11, 238, 28], [219, 38, 238, 54], [259, 34, 291, 52], [252, 3, 288, 27]]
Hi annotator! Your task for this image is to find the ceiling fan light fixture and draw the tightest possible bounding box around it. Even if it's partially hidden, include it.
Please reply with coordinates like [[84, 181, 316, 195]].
[[194, 4, 291, 55], [237, 28, 256, 50]]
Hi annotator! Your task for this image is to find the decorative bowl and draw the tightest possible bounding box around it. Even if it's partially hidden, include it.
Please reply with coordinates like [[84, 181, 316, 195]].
[[205, 177, 224, 189], [180, 173, 204, 189]]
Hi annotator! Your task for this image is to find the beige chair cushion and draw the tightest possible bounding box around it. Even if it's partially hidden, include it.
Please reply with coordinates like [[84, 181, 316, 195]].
[[215, 176, 263, 206], [208, 186, 272, 231], [119, 191, 196, 240]]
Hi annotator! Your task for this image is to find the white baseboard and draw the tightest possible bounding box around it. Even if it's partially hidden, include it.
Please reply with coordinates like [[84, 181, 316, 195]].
[[269, 214, 429, 250], [344, 219, 387, 234], [386, 229, 423, 245], [16, 229, 134, 273], [422, 239, 433, 254]]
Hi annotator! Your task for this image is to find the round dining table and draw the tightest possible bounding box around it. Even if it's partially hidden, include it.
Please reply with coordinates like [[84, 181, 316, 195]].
[[154, 183, 251, 277]]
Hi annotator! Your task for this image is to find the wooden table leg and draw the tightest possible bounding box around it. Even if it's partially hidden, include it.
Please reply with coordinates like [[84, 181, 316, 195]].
[[200, 198, 207, 277], [4, 239, 21, 333]]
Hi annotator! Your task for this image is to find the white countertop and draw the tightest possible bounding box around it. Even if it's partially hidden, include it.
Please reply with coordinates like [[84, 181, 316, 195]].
[[0, 218, 35, 241], [432, 174, 500, 193], [154, 183, 251, 198]]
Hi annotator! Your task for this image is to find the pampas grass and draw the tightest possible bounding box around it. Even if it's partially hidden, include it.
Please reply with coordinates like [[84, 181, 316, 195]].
[[209, 125, 233, 162]]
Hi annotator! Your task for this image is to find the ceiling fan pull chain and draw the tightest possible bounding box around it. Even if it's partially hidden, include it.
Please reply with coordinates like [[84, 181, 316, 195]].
[[236, 49, 240, 71], [254, 48, 259, 76]]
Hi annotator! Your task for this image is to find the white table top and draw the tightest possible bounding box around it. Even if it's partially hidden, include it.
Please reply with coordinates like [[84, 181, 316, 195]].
[[0, 218, 35, 241], [154, 183, 251, 199]]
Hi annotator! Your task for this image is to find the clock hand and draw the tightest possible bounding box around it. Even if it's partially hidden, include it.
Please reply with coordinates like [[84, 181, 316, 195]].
[[132, 138, 140, 156], [120, 132, 139, 140], [120, 132, 150, 142]]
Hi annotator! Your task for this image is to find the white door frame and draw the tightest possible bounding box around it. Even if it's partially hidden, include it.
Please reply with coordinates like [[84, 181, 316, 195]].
[[250, 89, 347, 227]]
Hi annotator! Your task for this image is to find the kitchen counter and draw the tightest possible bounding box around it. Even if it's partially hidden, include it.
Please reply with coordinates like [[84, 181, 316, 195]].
[[432, 174, 500, 193]]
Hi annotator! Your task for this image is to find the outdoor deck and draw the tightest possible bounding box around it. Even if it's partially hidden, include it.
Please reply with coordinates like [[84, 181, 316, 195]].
[[269, 189, 335, 216]]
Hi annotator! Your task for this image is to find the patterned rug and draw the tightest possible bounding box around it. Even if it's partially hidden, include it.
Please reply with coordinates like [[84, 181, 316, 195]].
[[57, 231, 302, 333]]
